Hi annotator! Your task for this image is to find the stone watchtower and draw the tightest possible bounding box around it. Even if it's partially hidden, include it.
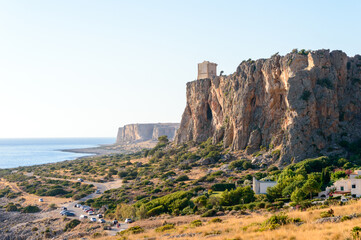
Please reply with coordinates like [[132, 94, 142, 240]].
[[197, 61, 217, 80]]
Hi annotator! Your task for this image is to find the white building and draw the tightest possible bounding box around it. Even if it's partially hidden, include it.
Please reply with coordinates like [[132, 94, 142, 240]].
[[318, 170, 361, 198], [252, 177, 277, 194]]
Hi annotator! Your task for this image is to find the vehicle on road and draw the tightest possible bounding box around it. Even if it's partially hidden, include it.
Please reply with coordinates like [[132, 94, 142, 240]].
[[90, 217, 97, 222], [97, 214, 103, 218], [98, 219, 106, 223], [39, 198, 43, 202], [62, 212, 75, 217], [125, 218, 133, 223], [80, 215, 88, 219]]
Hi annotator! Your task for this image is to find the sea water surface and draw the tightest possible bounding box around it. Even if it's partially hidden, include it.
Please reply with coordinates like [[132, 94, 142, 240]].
[[0, 138, 115, 169]]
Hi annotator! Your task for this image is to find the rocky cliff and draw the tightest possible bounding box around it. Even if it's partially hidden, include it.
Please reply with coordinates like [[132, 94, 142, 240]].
[[175, 49, 361, 164], [117, 123, 179, 143]]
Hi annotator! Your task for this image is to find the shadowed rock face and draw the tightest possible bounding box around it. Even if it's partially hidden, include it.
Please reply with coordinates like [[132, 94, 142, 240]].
[[175, 49, 361, 164], [116, 123, 179, 143]]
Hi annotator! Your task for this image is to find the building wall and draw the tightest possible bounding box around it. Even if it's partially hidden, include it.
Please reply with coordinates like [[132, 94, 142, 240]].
[[197, 61, 217, 80], [252, 177, 277, 194], [351, 179, 361, 197], [334, 179, 351, 192]]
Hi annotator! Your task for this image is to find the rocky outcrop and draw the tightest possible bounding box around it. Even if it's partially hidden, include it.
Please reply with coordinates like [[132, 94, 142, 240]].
[[175, 49, 361, 164], [116, 123, 179, 143]]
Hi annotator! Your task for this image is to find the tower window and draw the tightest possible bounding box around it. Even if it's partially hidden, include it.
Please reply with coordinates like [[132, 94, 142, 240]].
[[352, 184, 356, 189]]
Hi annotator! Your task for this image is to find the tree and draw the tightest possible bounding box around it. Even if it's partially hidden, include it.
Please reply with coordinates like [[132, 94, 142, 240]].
[[115, 204, 136, 220], [301, 178, 320, 199], [291, 187, 305, 203], [321, 168, 331, 188], [158, 135, 169, 144]]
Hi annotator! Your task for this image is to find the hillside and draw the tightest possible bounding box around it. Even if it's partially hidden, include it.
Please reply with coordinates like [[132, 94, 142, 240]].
[[175, 49, 361, 165]]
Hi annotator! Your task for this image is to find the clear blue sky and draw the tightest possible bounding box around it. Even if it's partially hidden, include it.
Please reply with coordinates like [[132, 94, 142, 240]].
[[1, 0, 360, 138]]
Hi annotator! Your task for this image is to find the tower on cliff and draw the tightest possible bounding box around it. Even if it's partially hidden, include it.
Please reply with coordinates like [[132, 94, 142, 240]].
[[197, 61, 217, 80]]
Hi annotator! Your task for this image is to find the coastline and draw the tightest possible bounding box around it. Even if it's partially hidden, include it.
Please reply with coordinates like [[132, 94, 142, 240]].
[[62, 140, 158, 156]]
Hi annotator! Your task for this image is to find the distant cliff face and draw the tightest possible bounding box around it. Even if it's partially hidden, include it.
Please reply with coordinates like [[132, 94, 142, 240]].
[[117, 123, 179, 143], [175, 50, 361, 164]]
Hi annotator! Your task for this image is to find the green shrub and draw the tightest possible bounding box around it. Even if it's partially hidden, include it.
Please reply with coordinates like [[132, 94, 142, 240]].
[[190, 220, 202, 227], [147, 205, 165, 217], [260, 213, 292, 231], [209, 217, 222, 223], [341, 215, 351, 222], [175, 175, 189, 182], [22, 205, 41, 213], [119, 226, 144, 235], [6, 203, 18, 212], [201, 209, 217, 217], [155, 224, 175, 232], [320, 210, 334, 218], [211, 183, 235, 191], [64, 219, 80, 231]]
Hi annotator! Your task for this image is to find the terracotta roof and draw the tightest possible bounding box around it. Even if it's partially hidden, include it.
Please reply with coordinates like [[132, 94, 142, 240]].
[[332, 191, 351, 194]]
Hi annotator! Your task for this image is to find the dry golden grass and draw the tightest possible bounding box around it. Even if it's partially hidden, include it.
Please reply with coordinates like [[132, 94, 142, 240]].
[[0, 178, 70, 206], [94, 200, 361, 240]]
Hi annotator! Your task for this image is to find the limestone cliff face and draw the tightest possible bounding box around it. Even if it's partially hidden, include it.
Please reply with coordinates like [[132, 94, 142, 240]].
[[117, 123, 179, 143], [175, 50, 361, 164]]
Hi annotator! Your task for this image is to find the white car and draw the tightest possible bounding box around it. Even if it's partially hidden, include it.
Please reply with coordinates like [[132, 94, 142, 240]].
[[98, 219, 106, 223], [88, 211, 95, 215], [97, 214, 103, 218], [80, 215, 88, 219], [90, 217, 97, 222], [125, 218, 133, 223], [39, 198, 44, 202]]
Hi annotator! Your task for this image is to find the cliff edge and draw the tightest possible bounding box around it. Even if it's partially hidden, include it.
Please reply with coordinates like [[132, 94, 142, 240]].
[[175, 49, 361, 164], [116, 123, 179, 143]]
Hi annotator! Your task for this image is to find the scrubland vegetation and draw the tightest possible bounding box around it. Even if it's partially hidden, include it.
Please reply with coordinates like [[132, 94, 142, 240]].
[[1, 135, 361, 239]]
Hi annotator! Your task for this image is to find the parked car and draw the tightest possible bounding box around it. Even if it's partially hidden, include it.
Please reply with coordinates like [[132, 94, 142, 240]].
[[341, 198, 348, 203], [90, 217, 97, 222], [61, 207, 67, 211], [64, 212, 75, 216], [78, 178, 84, 182], [81, 205, 89, 210], [39, 198, 43, 202], [85, 209, 94, 213], [60, 210, 68, 215], [103, 226, 112, 230], [98, 219, 106, 223], [88, 211, 95, 215], [80, 215, 88, 219], [95, 189, 101, 194], [74, 204, 81, 208], [112, 220, 118, 225], [125, 218, 133, 223], [97, 214, 103, 218]]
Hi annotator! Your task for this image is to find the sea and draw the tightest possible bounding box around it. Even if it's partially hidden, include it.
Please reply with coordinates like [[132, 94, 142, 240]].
[[0, 138, 115, 169]]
